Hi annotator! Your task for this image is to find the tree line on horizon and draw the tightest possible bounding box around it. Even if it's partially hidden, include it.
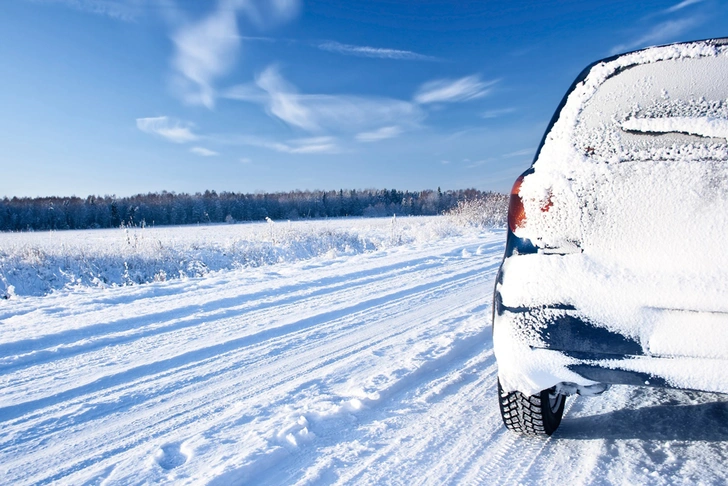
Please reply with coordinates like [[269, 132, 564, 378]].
[[0, 188, 507, 232]]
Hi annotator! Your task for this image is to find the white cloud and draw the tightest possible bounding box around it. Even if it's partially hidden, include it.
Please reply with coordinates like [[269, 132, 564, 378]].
[[29, 0, 145, 20], [170, 4, 240, 109], [611, 16, 702, 54], [281, 137, 340, 154], [318, 41, 437, 61], [355, 126, 403, 142], [239, 157, 252, 164], [414, 75, 498, 104], [636, 17, 700, 44], [502, 148, 535, 158], [237, 0, 300, 27], [254, 66, 318, 131], [482, 107, 517, 119], [239, 135, 341, 154], [136, 116, 198, 143], [222, 82, 269, 103], [269, 0, 300, 20], [169, 0, 301, 108], [190, 146, 219, 156], [225, 65, 424, 133], [465, 159, 492, 169], [239, 35, 279, 42], [665, 0, 704, 13]]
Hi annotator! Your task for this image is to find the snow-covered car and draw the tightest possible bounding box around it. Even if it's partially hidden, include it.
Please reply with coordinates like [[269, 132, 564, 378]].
[[493, 38, 728, 435]]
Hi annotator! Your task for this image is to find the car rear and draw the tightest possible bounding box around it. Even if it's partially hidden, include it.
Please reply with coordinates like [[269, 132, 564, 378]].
[[493, 38, 728, 428]]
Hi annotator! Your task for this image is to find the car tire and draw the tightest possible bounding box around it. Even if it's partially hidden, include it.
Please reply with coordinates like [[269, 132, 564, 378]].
[[497, 379, 565, 436]]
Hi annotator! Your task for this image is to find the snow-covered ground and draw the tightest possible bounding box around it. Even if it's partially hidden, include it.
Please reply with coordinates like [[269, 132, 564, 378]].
[[0, 216, 460, 298], [1, 217, 727, 485]]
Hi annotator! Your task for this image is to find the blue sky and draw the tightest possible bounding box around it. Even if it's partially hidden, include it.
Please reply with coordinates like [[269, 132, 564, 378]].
[[1, 0, 727, 197]]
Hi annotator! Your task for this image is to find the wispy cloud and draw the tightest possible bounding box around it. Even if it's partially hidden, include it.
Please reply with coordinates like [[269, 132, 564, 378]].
[[665, 0, 704, 14], [223, 82, 269, 103], [239, 35, 280, 42], [280, 136, 340, 154], [465, 159, 492, 169], [225, 65, 423, 134], [136, 116, 198, 143], [240, 135, 341, 154], [29, 0, 146, 21], [414, 75, 498, 104], [169, 0, 301, 108], [482, 107, 517, 119], [611, 15, 703, 54], [254, 66, 318, 131], [238, 0, 301, 27], [502, 148, 535, 158], [318, 41, 437, 61], [233, 36, 436, 61], [190, 146, 219, 156], [355, 126, 403, 142], [170, 5, 241, 109]]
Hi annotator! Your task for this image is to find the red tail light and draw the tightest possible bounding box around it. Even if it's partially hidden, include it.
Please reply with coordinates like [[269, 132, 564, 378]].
[[508, 175, 526, 233]]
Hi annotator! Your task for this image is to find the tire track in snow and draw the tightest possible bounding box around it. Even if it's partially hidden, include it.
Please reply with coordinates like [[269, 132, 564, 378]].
[[0, 250, 459, 368], [35, 280, 490, 484], [1, 238, 503, 484], [3, 255, 490, 434], [294, 347, 501, 486], [482, 397, 578, 486], [0, 249, 497, 413], [203, 300, 500, 485], [6, 230, 726, 485], [220, 254, 502, 484]]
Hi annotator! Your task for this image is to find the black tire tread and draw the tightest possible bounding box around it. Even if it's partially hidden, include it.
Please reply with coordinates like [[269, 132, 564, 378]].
[[497, 380, 564, 436]]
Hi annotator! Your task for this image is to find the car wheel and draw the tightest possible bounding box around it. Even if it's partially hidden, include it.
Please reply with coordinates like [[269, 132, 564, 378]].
[[497, 379, 565, 436]]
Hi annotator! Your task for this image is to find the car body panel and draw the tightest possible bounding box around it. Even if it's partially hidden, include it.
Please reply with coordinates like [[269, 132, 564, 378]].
[[493, 38, 728, 396]]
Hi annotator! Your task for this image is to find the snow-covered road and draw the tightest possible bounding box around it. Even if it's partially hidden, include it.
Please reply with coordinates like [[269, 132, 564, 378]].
[[1, 227, 727, 485]]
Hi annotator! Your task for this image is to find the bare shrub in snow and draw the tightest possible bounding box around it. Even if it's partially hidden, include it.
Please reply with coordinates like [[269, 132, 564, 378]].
[[0, 216, 498, 297], [446, 193, 508, 228]]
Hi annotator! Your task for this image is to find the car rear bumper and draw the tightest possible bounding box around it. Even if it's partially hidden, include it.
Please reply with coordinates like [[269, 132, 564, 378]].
[[492, 253, 728, 395], [493, 301, 728, 395]]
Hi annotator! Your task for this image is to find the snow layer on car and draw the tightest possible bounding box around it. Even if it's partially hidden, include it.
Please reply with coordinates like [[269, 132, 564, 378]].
[[621, 116, 728, 141], [497, 41, 728, 394]]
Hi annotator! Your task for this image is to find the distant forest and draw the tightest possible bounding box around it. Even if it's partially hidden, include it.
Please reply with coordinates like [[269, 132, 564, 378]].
[[0, 188, 507, 232]]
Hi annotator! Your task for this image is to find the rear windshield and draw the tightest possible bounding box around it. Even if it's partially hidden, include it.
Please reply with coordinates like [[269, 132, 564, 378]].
[[573, 55, 728, 163]]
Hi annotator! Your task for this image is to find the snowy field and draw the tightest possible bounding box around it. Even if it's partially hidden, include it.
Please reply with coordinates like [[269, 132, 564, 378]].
[[1, 216, 727, 485], [0, 216, 458, 298]]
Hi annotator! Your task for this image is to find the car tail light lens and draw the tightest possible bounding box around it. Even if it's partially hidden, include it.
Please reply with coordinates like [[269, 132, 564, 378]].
[[508, 175, 526, 233], [508, 174, 553, 233]]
